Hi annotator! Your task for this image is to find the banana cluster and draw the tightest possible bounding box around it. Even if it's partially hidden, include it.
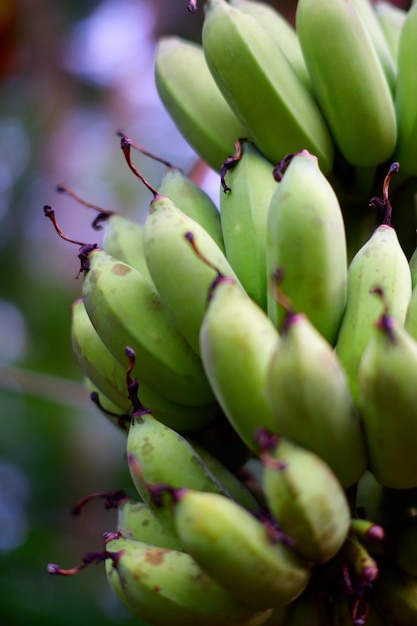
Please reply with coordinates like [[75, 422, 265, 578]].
[[45, 1, 417, 625]]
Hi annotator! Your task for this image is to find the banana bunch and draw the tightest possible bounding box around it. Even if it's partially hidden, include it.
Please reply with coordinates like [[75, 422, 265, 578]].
[[43, 1, 417, 625]]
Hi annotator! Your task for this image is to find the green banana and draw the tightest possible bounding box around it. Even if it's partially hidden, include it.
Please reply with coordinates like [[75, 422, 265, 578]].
[[373, 560, 417, 626], [71, 297, 131, 412], [199, 273, 280, 454], [78, 246, 215, 407], [375, 1, 407, 62], [202, 0, 334, 175], [157, 166, 225, 252], [142, 190, 241, 356], [394, 3, 417, 176], [349, 0, 397, 92], [265, 307, 367, 489], [172, 488, 311, 608], [101, 213, 151, 278], [266, 150, 347, 346], [358, 307, 417, 489], [71, 297, 219, 431], [154, 35, 247, 172], [219, 139, 278, 311], [296, 0, 396, 167], [261, 436, 351, 564], [228, 0, 313, 94], [342, 530, 379, 586], [335, 164, 412, 405], [104, 534, 274, 626], [116, 497, 183, 550], [126, 408, 238, 537]]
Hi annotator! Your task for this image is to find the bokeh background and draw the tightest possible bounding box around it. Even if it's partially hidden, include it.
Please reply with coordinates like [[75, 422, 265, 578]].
[[0, 1, 411, 624]]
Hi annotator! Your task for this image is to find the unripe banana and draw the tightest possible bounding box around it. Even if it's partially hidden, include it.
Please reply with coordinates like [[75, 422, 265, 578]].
[[266, 150, 347, 346], [349, 0, 397, 92], [219, 140, 278, 311], [358, 308, 417, 489], [116, 497, 183, 550], [335, 165, 412, 405], [71, 295, 219, 431], [143, 194, 241, 356], [228, 0, 313, 94], [79, 246, 214, 406], [199, 275, 280, 454], [154, 35, 247, 172], [265, 309, 367, 489], [104, 534, 273, 626], [172, 488, 311, 608], [202, 0, 334, 175], [262, 436, 351, 564], [394, 3, 417, 176], [375, 1, 407, 62], [373, 561, 417, 626], [296, 0, 396, 167], [101, 213, 152, 278], [126, 411, 237, 536], [71, 297, 131, 413], [157, 165, 224, 252]]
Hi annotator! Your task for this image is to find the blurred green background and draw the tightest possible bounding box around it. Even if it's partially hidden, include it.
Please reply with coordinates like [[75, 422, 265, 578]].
[[0, 0, 411, 624]]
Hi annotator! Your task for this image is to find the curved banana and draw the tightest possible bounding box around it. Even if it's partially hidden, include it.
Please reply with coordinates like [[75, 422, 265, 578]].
[[143, 193, 241, 356], [394, 3, 417, 177], [116, 497, 183, 550], [219, 140, 278, 311], [202, 0, 334, 175], [265, 308, 367, 489], [335, 165, 412, 405], [228, 0, 313, 94], [80, 246, 215, 407], [154, 35, 247, 172], [266, 150, 347, 346], [126, 411, 238, 536], [199, 274, 280, 454], [373, 561, 417, 626], [358, 308, 417, 489], [349, 0, 397, 92], [71, 297, 219, 431], [172, 488, 311, 608], [261, 436, 351, 564], [100, 213, 152, 278], [296, 0, 396, 167], [158, 165, 224, 252], [375, 1, 407, 62], [104, 534, 273, 626]]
